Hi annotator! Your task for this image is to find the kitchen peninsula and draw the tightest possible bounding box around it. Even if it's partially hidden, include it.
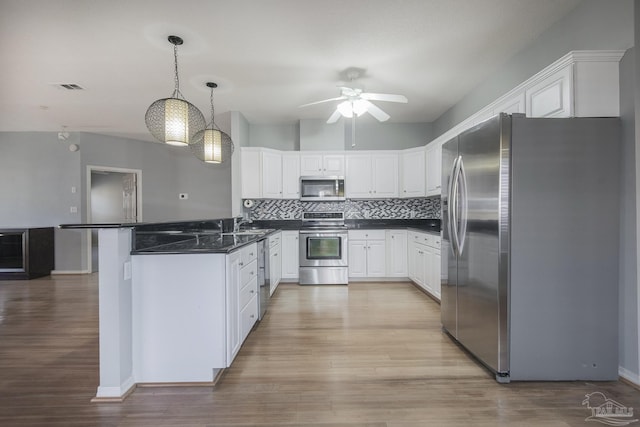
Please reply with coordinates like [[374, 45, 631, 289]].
[[61, 217, 439, 401]]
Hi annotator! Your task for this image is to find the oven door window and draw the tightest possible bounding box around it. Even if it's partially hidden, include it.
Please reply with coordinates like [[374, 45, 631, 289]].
[[307, 237, 342, 260]]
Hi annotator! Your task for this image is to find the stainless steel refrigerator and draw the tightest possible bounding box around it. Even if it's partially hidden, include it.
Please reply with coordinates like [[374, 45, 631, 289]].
[[441, 113, 620, 382]]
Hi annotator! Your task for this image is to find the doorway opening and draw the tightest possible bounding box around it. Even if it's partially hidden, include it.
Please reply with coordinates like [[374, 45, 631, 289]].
[[87, 166, 142, 272]]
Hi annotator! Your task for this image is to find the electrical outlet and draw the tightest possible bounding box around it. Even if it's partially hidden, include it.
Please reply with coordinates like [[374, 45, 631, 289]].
[[70, 206, 77, 213], [179, 193, 188, 200]]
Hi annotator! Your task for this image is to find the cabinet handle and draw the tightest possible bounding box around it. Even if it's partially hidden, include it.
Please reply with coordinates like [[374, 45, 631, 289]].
[[250, 252, 254, 256], [250, 314, 255, 319], [239, 262, 244, 266], [250, 271, 254, 275], [250, 289, 255, 293]]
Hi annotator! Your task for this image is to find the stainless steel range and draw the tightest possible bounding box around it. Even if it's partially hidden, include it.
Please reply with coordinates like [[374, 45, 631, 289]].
[[298, 211, 348, 285]]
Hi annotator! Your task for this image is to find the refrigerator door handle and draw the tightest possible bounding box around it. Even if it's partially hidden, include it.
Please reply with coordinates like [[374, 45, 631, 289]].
[[450, 156, 462, 256], [447, 157, 458, 256], [457, 157, 469, 255]]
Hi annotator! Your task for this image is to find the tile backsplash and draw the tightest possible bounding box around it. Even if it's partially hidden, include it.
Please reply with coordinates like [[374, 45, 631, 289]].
[[245, 197, 441, 220]]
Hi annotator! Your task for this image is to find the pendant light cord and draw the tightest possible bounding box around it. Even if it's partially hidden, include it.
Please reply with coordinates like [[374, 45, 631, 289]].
[[172, 43, 183, 99]]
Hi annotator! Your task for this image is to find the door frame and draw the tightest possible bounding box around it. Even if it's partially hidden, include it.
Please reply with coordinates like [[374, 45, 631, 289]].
[[86, 165, 142, 273]]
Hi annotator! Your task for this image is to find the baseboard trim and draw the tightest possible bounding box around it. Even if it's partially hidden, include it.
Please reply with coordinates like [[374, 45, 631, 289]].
[[619, 367, 640, 390], [51, 269, 91, 275], [92, 376, 136, 403]]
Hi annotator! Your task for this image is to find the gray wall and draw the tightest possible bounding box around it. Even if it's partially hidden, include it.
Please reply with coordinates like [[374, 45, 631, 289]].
[[433, 0, 634, 137], [346, 120, 432, 150], [0, 132, 83, 271], [248, 119, 431, 151], [619, 48, 639, 378], [249, 124, 300, 150], [0, 131, 233, 272]]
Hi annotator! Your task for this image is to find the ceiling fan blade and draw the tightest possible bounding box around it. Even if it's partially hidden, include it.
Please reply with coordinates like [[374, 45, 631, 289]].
[[327, 109, 342, 124], [299, 96, 347, 108], [360, 92, 408, 103], [361, 100, 390, 122]]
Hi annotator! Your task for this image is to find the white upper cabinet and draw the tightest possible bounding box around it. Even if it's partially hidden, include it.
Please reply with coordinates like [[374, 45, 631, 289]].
[[345, 154, 371, 198], [346, 152, 398, 199], [425, 142, 442, 197], [525, 64, 572, 118], [240, 148, 262, 199], [261, 150, 283, 199], [281, 152, 300, 199], [372, 154, 399, 198], [300, 153, 345, 176], [400, 147, 425, 198]]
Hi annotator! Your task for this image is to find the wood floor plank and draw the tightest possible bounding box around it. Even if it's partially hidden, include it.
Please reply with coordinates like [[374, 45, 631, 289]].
[[0, 277, 638, 426]]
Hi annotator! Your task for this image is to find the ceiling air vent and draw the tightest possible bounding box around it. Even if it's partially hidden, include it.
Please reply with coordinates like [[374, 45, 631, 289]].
[[53, 83, 84, 90]]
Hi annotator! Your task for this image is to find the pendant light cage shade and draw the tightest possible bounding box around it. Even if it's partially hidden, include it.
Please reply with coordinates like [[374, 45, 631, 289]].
[[145, 35, 205, 146], [145, 97, 205, 146], [191, 127, 234, 164], [191, 82, 234, 164]]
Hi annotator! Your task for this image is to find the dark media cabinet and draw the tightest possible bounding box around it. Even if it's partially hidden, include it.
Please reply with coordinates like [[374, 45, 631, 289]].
[[0, 227, 54, 280]]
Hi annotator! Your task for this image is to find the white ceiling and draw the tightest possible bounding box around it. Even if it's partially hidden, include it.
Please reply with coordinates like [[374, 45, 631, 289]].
[[0, 0, 582, 143]]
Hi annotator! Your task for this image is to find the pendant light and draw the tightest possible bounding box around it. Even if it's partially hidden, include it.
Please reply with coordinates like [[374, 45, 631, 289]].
[[145, 35, 205, 146], [190, 82, 234, 164]]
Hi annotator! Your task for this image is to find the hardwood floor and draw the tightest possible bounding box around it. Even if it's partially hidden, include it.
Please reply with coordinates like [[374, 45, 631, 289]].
[[0, 275, 638, 426]]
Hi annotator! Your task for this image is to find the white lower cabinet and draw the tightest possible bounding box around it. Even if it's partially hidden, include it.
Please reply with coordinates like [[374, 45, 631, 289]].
[[227, 243, 258, 364], [269, 232, 282, 295], [385, 230, 407, 277], [407, 230, 441, 300], [280, 230, 299, 281], [348, 230, 386, 278]]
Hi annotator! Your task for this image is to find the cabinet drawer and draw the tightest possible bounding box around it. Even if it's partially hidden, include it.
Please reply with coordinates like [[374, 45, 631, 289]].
[[241, 294, 258, 341], [241, 259, 257, 286], [269, 233, 281, 248], [240, 243, 257, 266], [349, 229, 386, 240], [240, 276, 258, 310]]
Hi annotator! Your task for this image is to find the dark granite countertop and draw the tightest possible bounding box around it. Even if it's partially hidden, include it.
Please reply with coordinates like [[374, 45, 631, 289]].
[[64, 218, 440, 255], [131, 229, 277, 255]]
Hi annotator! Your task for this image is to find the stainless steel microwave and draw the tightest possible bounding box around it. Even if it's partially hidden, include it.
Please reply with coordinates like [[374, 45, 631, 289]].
[[300, 176, 345, 201]]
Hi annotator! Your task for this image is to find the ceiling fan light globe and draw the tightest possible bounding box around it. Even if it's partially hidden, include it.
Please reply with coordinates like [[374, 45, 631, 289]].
[[337, 101, 354, 118], [352, 99, 368, 116]]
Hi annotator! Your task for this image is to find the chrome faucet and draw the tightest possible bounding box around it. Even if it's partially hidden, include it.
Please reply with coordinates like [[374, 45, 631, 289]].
[[233, 217, 251, 232]]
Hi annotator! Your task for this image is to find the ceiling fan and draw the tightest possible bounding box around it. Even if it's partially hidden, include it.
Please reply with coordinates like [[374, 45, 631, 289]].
[[300, 71, 408, 123]]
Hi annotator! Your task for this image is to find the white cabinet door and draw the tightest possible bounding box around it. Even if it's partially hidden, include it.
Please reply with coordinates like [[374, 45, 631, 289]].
[[300, 154, 323, 176], [269, 233, 282, 295], [526, 64, 573, 118], [372, 154, 398, 198], [366, 239, 386, 277], [432, 251, 441, 300], [323, 155, 345, 176], [425, 143, 442, 197], [281, 153, 300, 199], [348, 239, 367, 278], [281, 231, 299, 280], [300, 154, 345, 176], [241, 148, 261, 199], [346, 154, 372, 198], [225, 250, 242, 364], [261, 151, 282, 199], [423, 246, 435, 294], [385, 230, 407, 277], [401, 149, 425, 198], [409, 244, 423, 286]]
